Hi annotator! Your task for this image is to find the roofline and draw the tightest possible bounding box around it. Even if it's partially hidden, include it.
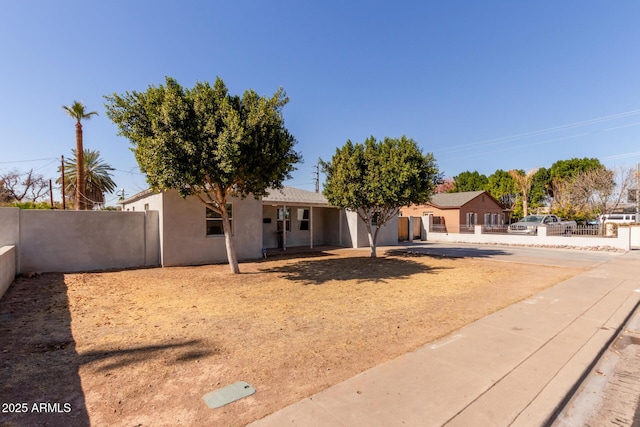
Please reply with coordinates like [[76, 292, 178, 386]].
[[119, 189, 159, 205], [119, 188, 335, 208]]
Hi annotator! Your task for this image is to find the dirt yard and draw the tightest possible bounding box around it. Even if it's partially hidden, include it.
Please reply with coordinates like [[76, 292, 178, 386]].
[[0, 247, 585, 426]]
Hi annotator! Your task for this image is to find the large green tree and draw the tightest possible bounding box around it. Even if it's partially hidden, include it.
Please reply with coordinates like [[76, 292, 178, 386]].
[[57, 149, 117, 209], [485, 169, 516, 209], [549, 157, 603, 183], [451, 171, 488, 192], [322, 136, 440, 258], [105, 76, 301, 273], [63, 101, 98, 211]]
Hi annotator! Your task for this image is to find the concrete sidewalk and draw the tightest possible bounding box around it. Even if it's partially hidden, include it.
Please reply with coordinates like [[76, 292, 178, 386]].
[[249, 250, 640, 426]]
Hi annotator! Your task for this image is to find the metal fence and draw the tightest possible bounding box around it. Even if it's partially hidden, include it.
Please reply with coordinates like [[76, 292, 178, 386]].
[[477, 224, 617, 238]]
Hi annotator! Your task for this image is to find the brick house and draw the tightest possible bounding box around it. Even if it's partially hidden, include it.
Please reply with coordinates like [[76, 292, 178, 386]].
[[401, 190, 509, 234]]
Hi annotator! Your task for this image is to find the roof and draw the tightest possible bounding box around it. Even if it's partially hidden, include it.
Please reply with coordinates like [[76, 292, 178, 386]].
[[121, 186, 330, 207], [262, 186, 329, 206], [428, 191, 493, 208], [119, 188, 158, 205]]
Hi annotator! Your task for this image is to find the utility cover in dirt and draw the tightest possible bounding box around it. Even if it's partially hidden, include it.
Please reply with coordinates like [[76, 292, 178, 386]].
[[203, 381, 255, 409]]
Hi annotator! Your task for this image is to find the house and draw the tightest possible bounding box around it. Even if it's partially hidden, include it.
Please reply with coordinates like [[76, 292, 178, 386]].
[[121, 186, 398, 266], [401, 190, 509, 233]]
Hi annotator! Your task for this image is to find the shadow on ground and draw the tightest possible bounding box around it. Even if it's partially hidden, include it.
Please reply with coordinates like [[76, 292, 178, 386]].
[[0, 274, 216, 427], [0, 274, 89, 427], [387, 246, 512, 259], [260, 255, 446, 285]]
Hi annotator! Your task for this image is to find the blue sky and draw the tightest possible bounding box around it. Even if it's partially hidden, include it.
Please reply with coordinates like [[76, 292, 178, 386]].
[[1, 1, 639, 204]]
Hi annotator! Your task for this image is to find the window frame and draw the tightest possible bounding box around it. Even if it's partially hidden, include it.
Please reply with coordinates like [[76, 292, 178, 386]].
[[206, 203, 233, 236], [298, 208, 310, 231], [277, 208, 291, 232]]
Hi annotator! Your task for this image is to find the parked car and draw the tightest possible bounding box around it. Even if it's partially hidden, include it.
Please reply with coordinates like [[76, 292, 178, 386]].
[[507, 214, 577, 236]]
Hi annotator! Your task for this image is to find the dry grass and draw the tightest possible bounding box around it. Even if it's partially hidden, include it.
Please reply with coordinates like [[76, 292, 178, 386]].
[[0, 248, 585, 426]]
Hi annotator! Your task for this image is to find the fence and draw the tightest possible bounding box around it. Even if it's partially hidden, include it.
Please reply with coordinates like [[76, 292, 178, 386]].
[[473, 224, 617, 238], [0, 246, 15, 299], [0, 207, 160, 275], [423, 223, 633, 250]]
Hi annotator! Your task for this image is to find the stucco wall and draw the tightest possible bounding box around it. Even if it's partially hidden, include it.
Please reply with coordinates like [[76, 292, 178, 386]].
[[0, 208, 160, 273], [0, 246, 16, 300], [314, 208, 342, 246], [261, 205, 341, 249], [18, 210, 159, 273], [122, 192, 164, 264], [160, 191, 263, 266], [0, 208, 20, 272], [344, 210, 399, 248], [0, 208, 20, 247]]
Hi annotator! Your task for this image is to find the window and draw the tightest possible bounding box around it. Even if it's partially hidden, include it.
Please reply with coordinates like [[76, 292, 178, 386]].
[[298, 208, 310, 231], [277, 208, 290, 232], [144, 203, 149, 211], [371, 212, 379, 226], [466, 212, 476, 226], [206, 204, 232, 236]]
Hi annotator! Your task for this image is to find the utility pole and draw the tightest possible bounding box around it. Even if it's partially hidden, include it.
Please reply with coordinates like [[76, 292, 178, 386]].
[[61, 155, 66, 210], [49, 179, 53, 208], [636, 163, 640, 224], [312, 160, 320, 193]]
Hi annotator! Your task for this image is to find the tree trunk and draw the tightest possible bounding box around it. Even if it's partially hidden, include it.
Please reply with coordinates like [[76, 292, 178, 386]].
[[365, 221, 378, 258], [75, 122, 86, 210], [221, 207, 240, 274]]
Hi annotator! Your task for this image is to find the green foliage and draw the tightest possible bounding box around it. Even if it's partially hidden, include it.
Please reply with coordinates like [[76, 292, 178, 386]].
[[105, 77, 300, 201], [62, 101, 98, 123], [485, 170, 516, 208], [104, 76, 301, 273], [530, 167, 550, 207], [549, 158, 603, 183], [452, 171, 488, 192], [57, 149, 117, 208], [322, 136, 440, 257], [6, 201, 53, 209]]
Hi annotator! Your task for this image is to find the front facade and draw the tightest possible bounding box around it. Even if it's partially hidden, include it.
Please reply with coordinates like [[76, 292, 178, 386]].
[[401, 190, 509, 233], [122, 187, 398, 266]]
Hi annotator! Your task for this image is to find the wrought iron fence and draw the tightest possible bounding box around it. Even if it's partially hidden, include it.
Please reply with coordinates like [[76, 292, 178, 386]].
[[482, 225, 510, 234]]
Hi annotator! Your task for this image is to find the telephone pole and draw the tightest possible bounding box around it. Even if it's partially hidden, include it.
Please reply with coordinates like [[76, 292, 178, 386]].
[[61, 155, 66, 210], [636, 163, 640, 224], [312, 160, 320, 193]]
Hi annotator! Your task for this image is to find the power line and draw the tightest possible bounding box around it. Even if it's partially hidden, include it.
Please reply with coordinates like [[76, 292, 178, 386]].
[[0, 157, 58, 165], [436, 110, 640, 156]]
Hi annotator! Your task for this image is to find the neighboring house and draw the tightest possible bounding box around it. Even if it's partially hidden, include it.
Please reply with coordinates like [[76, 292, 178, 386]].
[[121, 186, 398, 266], [401, 190, 509, 233]]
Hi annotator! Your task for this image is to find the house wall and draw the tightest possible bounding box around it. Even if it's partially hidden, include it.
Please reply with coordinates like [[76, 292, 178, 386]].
[[403, 205, 461, 231], [159, 191, 263, 266], [262, 206, 342, 248], [0, 207, 159, 273], [402, 194, 507, 232], [123, 191, 166, 265], [343, 210, 399, 248], [460, 195, 505, 225]]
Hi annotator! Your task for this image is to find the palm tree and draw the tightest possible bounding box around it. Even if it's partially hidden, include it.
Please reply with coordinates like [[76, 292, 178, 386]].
[[63, 101, 98, 210], [509, 168, 538, 217], [57, 149, 116, 209]]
